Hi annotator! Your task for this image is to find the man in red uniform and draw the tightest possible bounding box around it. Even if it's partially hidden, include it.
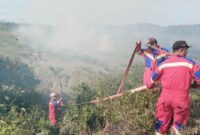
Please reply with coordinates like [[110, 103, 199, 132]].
[[148, 41, 200, 134], [49, 92, 63, 132], [136, 38, 169, 86]]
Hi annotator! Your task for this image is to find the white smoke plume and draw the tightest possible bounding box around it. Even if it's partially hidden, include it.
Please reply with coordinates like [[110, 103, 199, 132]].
[[14, 0, 115, 55]]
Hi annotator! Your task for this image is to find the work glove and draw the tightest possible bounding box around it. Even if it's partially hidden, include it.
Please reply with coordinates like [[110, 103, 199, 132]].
[[57, 97, 63, 106], [136, 41, 141, 47], [146, 81, 155, 89], [135, 41, 142, 52]]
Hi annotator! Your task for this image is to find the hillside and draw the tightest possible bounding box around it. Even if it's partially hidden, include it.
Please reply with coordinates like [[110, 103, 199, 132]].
[[93, 23, 200, 57], [1, 21, 200, 97], [0, 22, 200, 134], [1, 22, 200, 65]]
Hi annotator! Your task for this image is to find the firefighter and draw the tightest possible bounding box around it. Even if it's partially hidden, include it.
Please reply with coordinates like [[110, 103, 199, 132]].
[[148, 41, 200, 134], [136, 37, 169, 86], [49, 92, 63, 133]]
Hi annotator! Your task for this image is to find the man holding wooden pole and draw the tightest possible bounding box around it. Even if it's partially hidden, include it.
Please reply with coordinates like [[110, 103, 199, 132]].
[[136, 38, 169, 87]]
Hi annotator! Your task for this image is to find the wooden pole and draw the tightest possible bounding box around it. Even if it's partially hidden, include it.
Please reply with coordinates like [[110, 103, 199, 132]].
[[90, 85, 147, 104], [144, 44, 172, 56], [116, 44, 139, 93]]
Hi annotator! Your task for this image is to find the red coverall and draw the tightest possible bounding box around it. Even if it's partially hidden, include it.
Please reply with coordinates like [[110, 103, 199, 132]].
[[49, 97, 63, 126], [136, 45, 169, 86], [151, 55, 200, 134]]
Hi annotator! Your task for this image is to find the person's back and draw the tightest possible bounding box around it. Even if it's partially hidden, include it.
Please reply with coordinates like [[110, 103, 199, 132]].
[[158, 55, 197, 96], [48, 92, 63, 134], [49, 98, 57, 125], [150, 40, 200, 134]]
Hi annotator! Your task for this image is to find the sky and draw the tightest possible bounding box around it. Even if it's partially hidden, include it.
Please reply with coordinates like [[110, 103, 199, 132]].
[[0, 0, 200, 26]]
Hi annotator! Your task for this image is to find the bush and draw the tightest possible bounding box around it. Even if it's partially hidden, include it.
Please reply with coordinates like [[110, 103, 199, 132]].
[[0, 105, 50, 135]]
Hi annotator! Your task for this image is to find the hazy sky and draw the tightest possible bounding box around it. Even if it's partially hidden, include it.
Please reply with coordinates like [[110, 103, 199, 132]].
[[0, 0, 200, 26]]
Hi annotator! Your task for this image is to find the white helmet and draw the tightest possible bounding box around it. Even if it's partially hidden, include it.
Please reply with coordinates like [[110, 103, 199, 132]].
[[50, 92, 56, 97]]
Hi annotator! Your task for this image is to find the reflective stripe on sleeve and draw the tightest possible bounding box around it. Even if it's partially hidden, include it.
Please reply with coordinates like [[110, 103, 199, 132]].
[[144, 52, 155, 61], [156, 54, 166, 60]]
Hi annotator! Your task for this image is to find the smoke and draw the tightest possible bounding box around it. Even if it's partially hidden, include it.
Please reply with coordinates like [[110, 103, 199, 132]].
[[14, 0, 115, 56]]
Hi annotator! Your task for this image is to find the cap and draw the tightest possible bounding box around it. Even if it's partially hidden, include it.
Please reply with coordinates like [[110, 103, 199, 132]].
[[147, 37, 157, 45], [50, 92, 56, 97], [172, 41, 191, 51]]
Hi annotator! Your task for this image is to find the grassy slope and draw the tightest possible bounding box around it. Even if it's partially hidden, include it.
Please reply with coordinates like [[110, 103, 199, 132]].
[[1, 22, 200, 134]]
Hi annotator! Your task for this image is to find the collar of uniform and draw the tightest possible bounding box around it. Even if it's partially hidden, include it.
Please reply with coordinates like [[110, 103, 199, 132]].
[[172, 54, 182, 57]]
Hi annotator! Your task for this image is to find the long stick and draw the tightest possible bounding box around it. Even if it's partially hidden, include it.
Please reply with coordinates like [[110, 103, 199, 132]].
[[63, 85, 148, 107], [89, 85, 147, 104], [116, 44, 139, 93], [144, 44, 172, 56]]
